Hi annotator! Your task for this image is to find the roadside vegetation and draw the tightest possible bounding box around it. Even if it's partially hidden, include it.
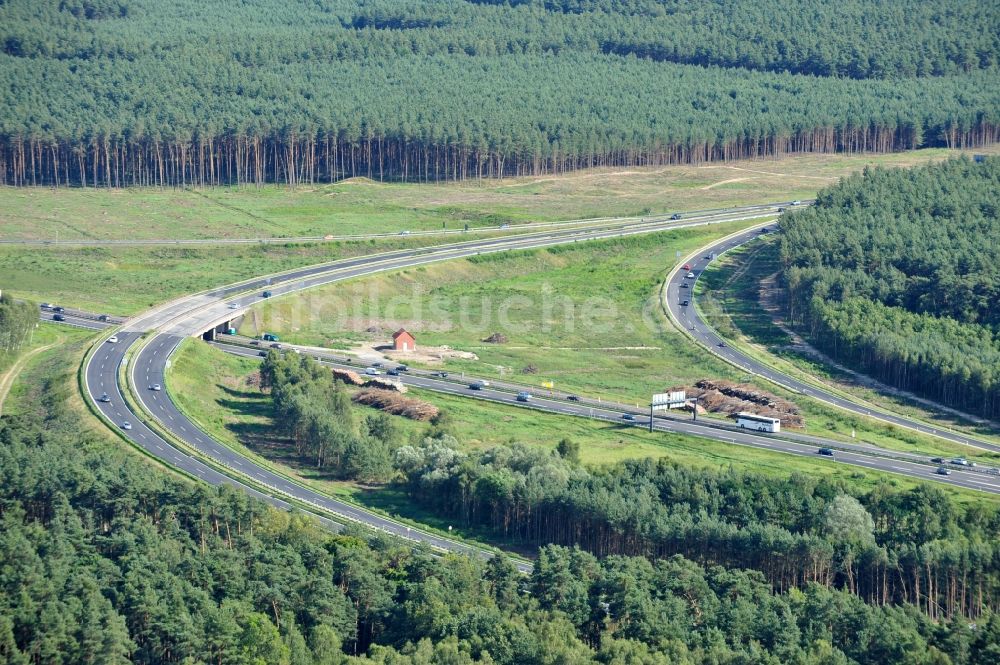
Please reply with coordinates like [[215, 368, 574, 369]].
[[163, 341, 1000, 626], [0, 235, 449, 314], [3, 148, 995, 242], [697, 236, 1000, 448], [781, 158, 1000, 420], [170, 339, 990, 501], [242, 225, 995, 460]]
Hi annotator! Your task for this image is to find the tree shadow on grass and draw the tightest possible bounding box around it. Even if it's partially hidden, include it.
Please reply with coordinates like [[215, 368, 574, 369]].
[[218, 384, 263, 400]]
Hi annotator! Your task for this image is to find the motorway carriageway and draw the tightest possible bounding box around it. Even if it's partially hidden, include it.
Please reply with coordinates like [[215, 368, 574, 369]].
[[81, 204, 791, 567], [663, 224, 1000, 455], [8, 202, 788, 247], [69, 203, 999, 569], [212, 340, 1000, 497]]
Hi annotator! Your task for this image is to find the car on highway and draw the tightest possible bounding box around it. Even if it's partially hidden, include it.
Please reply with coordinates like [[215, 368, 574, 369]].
[[258, 351, 267, 357], [987, 468, 1000, 475], [685, 272, 695, 279], [398, 230, 411, 235], [228, 302, 239, 309], [396, 365, 409, 372], [717, 342, 726, 348], [433, 371, 449, 378], [469, 382, 484, 390], [681, 299, 690, 306], [365, 367, 381, 376], [817, 448, 834, 456], [777, 207, 785, 213], [936, 466, 952, 475], [791, 200, 801, 205], [263, 333, 279, 341], [372, 361, 383, 367], [679, 282, 688, 288], [671, 214, 682, 220], [52, 314, 65, 321], [40, 302, 51, 308], [270, 343, 282, 349], [53, 306, 65, 312], [567, 394, 580, 401], [516, 391, 532, 402], [262, 290, 273, 298], [106, 335, 118, 343], [98, 314, 110, 322], [99, 393, 111, 403], [149, 384, 161, 391], [949, 458, 974, 467], [387, 369, 400, 376], [931, 457, 944, 463], [621, 413, 636, 421], [121, 421, 133, 431]]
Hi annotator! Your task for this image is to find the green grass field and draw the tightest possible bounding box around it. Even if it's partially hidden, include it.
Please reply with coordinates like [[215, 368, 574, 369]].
[[0, 235, 458, 314], [4, 148, 997, 242], [242, 224, 999, 462], [6, 147, 999, 317], [166, 335, 998, 508], [243, 224, 748, 397]]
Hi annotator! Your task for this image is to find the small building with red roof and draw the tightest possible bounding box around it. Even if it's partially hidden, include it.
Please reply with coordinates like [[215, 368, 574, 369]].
[[392, 328, 416, 353]]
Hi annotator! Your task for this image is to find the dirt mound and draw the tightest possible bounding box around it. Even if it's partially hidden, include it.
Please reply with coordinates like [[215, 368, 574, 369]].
[[692, 379, 804, 428], [483, 332, 508, 344], [353, 389, 439, 421], [367, 377, 408, 393], [332, 368, 365, 386]]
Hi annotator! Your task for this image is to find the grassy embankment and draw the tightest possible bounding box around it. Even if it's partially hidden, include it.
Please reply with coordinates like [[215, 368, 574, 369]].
[[7, 149, 997, 242], [696, 235, 1000, 454], [242, 223, 994, 461], [166, 337, 1000, 517], [4, 147, 997, 316]]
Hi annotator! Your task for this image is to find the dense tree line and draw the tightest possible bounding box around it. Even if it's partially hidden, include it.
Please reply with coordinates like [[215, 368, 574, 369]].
[[0, 0, 998, 187], [9, 329, 1000, 662], [780, 157, 1000, 418], [395, 437, 1000, 620], [0, 293, 35, 370], [262, 350, 397, 482]]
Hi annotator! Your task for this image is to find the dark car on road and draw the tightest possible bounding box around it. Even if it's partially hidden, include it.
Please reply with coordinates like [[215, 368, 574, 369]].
[[670, 213, 681, 220], [936, 466, 952, 475], [817, 448, 834, 456], [681, 300, 690, 306], [53, 313, 65, 321], [567, 395, 580, 401], [621, 413, 636, 421]]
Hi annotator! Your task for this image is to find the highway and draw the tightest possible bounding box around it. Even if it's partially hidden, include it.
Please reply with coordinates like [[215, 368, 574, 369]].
[[81, 204, 795, 567], [72, 202, 1000, 570], [38, 304, 119, 330], [211, 340, 1000, 495], [7, 202, 780, 247], [663, 222, 1000, 454]]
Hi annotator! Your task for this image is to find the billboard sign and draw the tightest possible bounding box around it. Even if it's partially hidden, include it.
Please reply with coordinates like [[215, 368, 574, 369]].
[[652, 391, 686, 410]]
